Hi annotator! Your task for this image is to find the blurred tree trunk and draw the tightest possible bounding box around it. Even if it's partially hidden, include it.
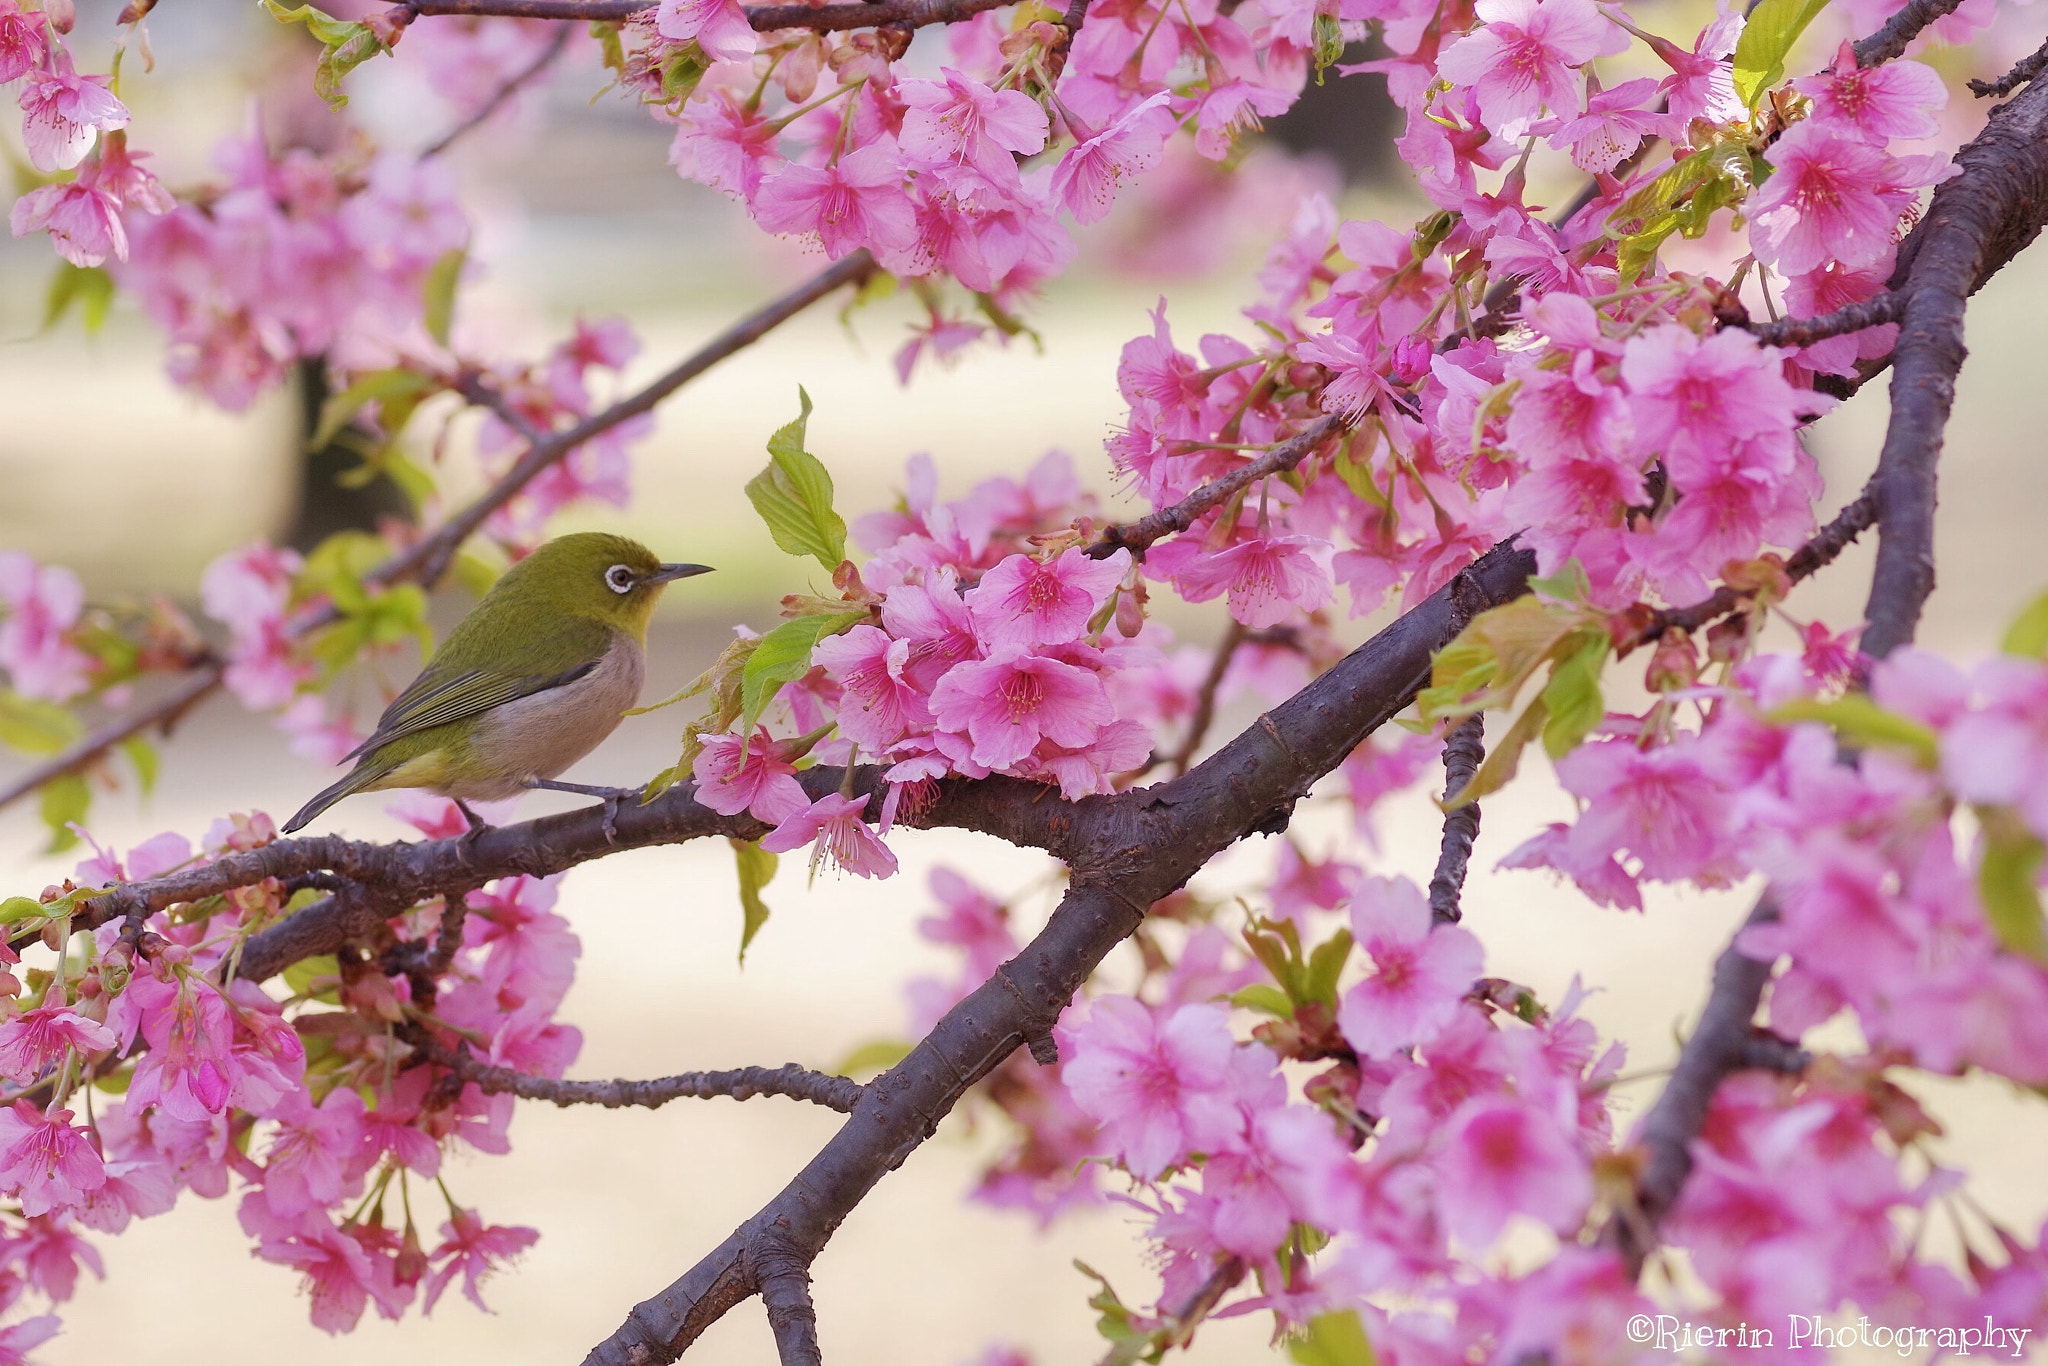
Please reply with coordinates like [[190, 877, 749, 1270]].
[[284, 358, 413, 554]]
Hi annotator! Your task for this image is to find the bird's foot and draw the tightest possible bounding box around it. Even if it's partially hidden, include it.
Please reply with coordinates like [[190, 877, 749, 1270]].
[[524, 779, 639, 844]]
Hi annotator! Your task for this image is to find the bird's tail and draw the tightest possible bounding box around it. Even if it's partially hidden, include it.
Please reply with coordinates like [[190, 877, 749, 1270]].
[[281, 758, 398, 834]]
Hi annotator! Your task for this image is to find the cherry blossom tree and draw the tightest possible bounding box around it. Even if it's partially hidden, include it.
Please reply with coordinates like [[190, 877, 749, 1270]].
[[1, 0, 2047, 1362]]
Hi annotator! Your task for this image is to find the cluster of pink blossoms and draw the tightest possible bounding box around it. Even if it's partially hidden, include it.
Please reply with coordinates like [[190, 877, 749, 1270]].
[[0, 553, 92, 704], [0, 806, 583, 1340]]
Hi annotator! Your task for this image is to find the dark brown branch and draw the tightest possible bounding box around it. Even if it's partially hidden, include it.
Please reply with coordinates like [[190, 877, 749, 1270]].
[[1851, 0, 1970, 67], [1087, 414, 1348, 561], [1167, 620, 1247, 775], [418, 1038, 864, 1112], [581, 538, 1538, 1365], [1428, 714, 1484, 924], [1861, 75, 2048, 657], [419, 23, 572, 158], [752, 1229, 824, 1366], [1970, 35, 2048, 98], [1745, 292, 1904, 348], [0, 254, 874, 816], [1627, 481, 1880, 650], [403, 0, 1017, 33], [1607, 899, 1779, 1277]]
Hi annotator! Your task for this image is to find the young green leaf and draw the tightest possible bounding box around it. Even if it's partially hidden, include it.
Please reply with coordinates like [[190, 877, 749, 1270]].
[[833, 1038, 914, 1077], [39, 773, 89, 855], [422, 249, 464, 347], [746, 388, 849, 570], [739, 611, 863, 733], [1733, 0, 1832, 107], [1539, 634, 1609, 759], [41, 262, 114, 335], [258, 1, 392, 109], [2001, 588, 2048, 658], [1977, 808, 2048, 963], [0, 691, 85, 756], [1768, 695, 1940, 767], [730, 838, 779, 964], [310, 368, 437, 452], [1289, 1310, 1377, 1366]]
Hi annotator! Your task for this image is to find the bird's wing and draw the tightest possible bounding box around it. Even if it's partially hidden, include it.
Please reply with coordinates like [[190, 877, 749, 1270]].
[[346, 615, 616, 758]]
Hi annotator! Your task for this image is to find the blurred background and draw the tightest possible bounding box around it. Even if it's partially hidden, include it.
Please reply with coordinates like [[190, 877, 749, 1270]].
[[2, 3, 2048, 1364]]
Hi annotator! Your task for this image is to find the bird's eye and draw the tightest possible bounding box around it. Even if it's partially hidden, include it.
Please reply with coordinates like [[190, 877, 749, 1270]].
[[604, 564, 635, 594]]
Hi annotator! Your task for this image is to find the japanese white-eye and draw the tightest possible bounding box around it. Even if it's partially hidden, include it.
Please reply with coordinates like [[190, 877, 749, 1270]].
[[282, 532, 711, 834]]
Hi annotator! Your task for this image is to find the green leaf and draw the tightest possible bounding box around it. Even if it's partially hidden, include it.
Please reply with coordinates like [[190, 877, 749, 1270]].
[[1289, 1310, 1377, 1366], [746, 389, 848, 570], [1978, 808, 2047, 963], [1733, 0, 1832, 107], [0, 897, 48, 924], [1768, 695, 1939, 767], [0, 691, 84, 756], [120, 734, 159, 796], [39, 773, 89, 855], [740, 612, 862, 733], [730, 837, 778, 964], [258, 1, 391, 109], [1304, 928, 1354, 1008], [1444, 693, 1550, 810], [1231, 983, 1297, 1018], [41, 262, 114, 335], [1539, 634, 1608, 759], [422, 249, 464, 347], [2001, 588, 2048, 658], [310, 367, 436, 452], [283, 953, 342, 1001], [833, 1038, 913, 1077]]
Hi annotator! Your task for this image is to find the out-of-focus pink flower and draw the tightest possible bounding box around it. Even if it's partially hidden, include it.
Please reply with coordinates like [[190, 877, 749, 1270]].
[[0, 1315, 59, 1366], [1337, 876, 1484, 1057], [1435, 1095, 1592, 1245], [0, 552, 92, 701], [0, 2, 50, 84], [759, 792, 899, 879], [656, 0, 756, 61], [1060, 997, 1244, 1179], [966, 548, 1128, 649], [423, 1207, 538, 1312]]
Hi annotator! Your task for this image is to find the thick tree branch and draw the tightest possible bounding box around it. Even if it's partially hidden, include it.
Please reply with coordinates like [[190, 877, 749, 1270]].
[[417, 1038, 865, 1112], [581, 538, 1538, 1365], [1428, 714, 1483, 925], [0, 253, 875, 816], [1087, 414, 1348, 560]]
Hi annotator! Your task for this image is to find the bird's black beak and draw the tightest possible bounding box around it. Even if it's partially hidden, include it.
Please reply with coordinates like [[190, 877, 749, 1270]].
[[648, 563, 714, 584]]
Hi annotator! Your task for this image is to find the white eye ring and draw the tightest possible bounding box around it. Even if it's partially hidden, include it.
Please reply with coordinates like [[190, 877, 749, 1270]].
[[605, 564, 635, 595]]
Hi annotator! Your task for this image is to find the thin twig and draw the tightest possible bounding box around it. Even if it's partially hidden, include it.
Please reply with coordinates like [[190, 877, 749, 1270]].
[[0, 253, 874, 816], [419, 24, 572, 159], [1851, 0, 1970, 67], [1168, 620, 1247, 775], [1093, 1255, 1247, 1366], [1745, 292, 1905, 348], [1087, 413, 1347, 560], [1970, 35, 2048, 98], [419, 1038, 865, 1112], [1428, 715, 1484, 924]]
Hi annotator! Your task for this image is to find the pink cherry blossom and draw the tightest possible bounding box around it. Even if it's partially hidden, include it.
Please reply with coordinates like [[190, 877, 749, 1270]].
[[17, 65, 127, 173], [966, 548, 1128, 649], [759, 793, 899, 879], [656, 0, 756, 63], [1548, 734, 1739, 885], [0, 1316, 58, 1366], [1336, 876, 1484, 1057], [423, 1207, 538, 1312], [1434, 1095, 1592, 1245], [1436, 0, 1622, 136], [0, 1008, 115, 1085], [1060, 997, 1244, 1179], [1748, 121, 1915, 276], [0, 551, 92, 701], [1643, 10, 1743, 128], [753, 145, 918, 261], [1050, 93, 1176, 225], [811, 627, 933, 750], [929, 650, 1114, 769], [1149, 535, 1334, 628], [1794, 46, 1946, 143], [691, 730, 809, 823], [1527, 77, 1668, 174], [899, 69, 1048, 182], [1618, 325, 1800, 464], [0, 2, 49, 84], [0, 1104, 105, 1218]]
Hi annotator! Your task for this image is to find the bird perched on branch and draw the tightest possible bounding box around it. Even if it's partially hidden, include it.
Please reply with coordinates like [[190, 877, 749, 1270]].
[[282, 532, 711, 834]]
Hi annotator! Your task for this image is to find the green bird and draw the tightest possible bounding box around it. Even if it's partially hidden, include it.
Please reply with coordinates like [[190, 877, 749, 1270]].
[[282, 532, 711, 834]]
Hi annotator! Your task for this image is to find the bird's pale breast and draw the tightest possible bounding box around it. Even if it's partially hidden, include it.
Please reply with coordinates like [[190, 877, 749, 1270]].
[[454, 630, 646, 800]]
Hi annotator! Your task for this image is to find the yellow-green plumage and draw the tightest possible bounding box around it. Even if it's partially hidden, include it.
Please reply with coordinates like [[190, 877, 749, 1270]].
[[282, 533, 710, 833]]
